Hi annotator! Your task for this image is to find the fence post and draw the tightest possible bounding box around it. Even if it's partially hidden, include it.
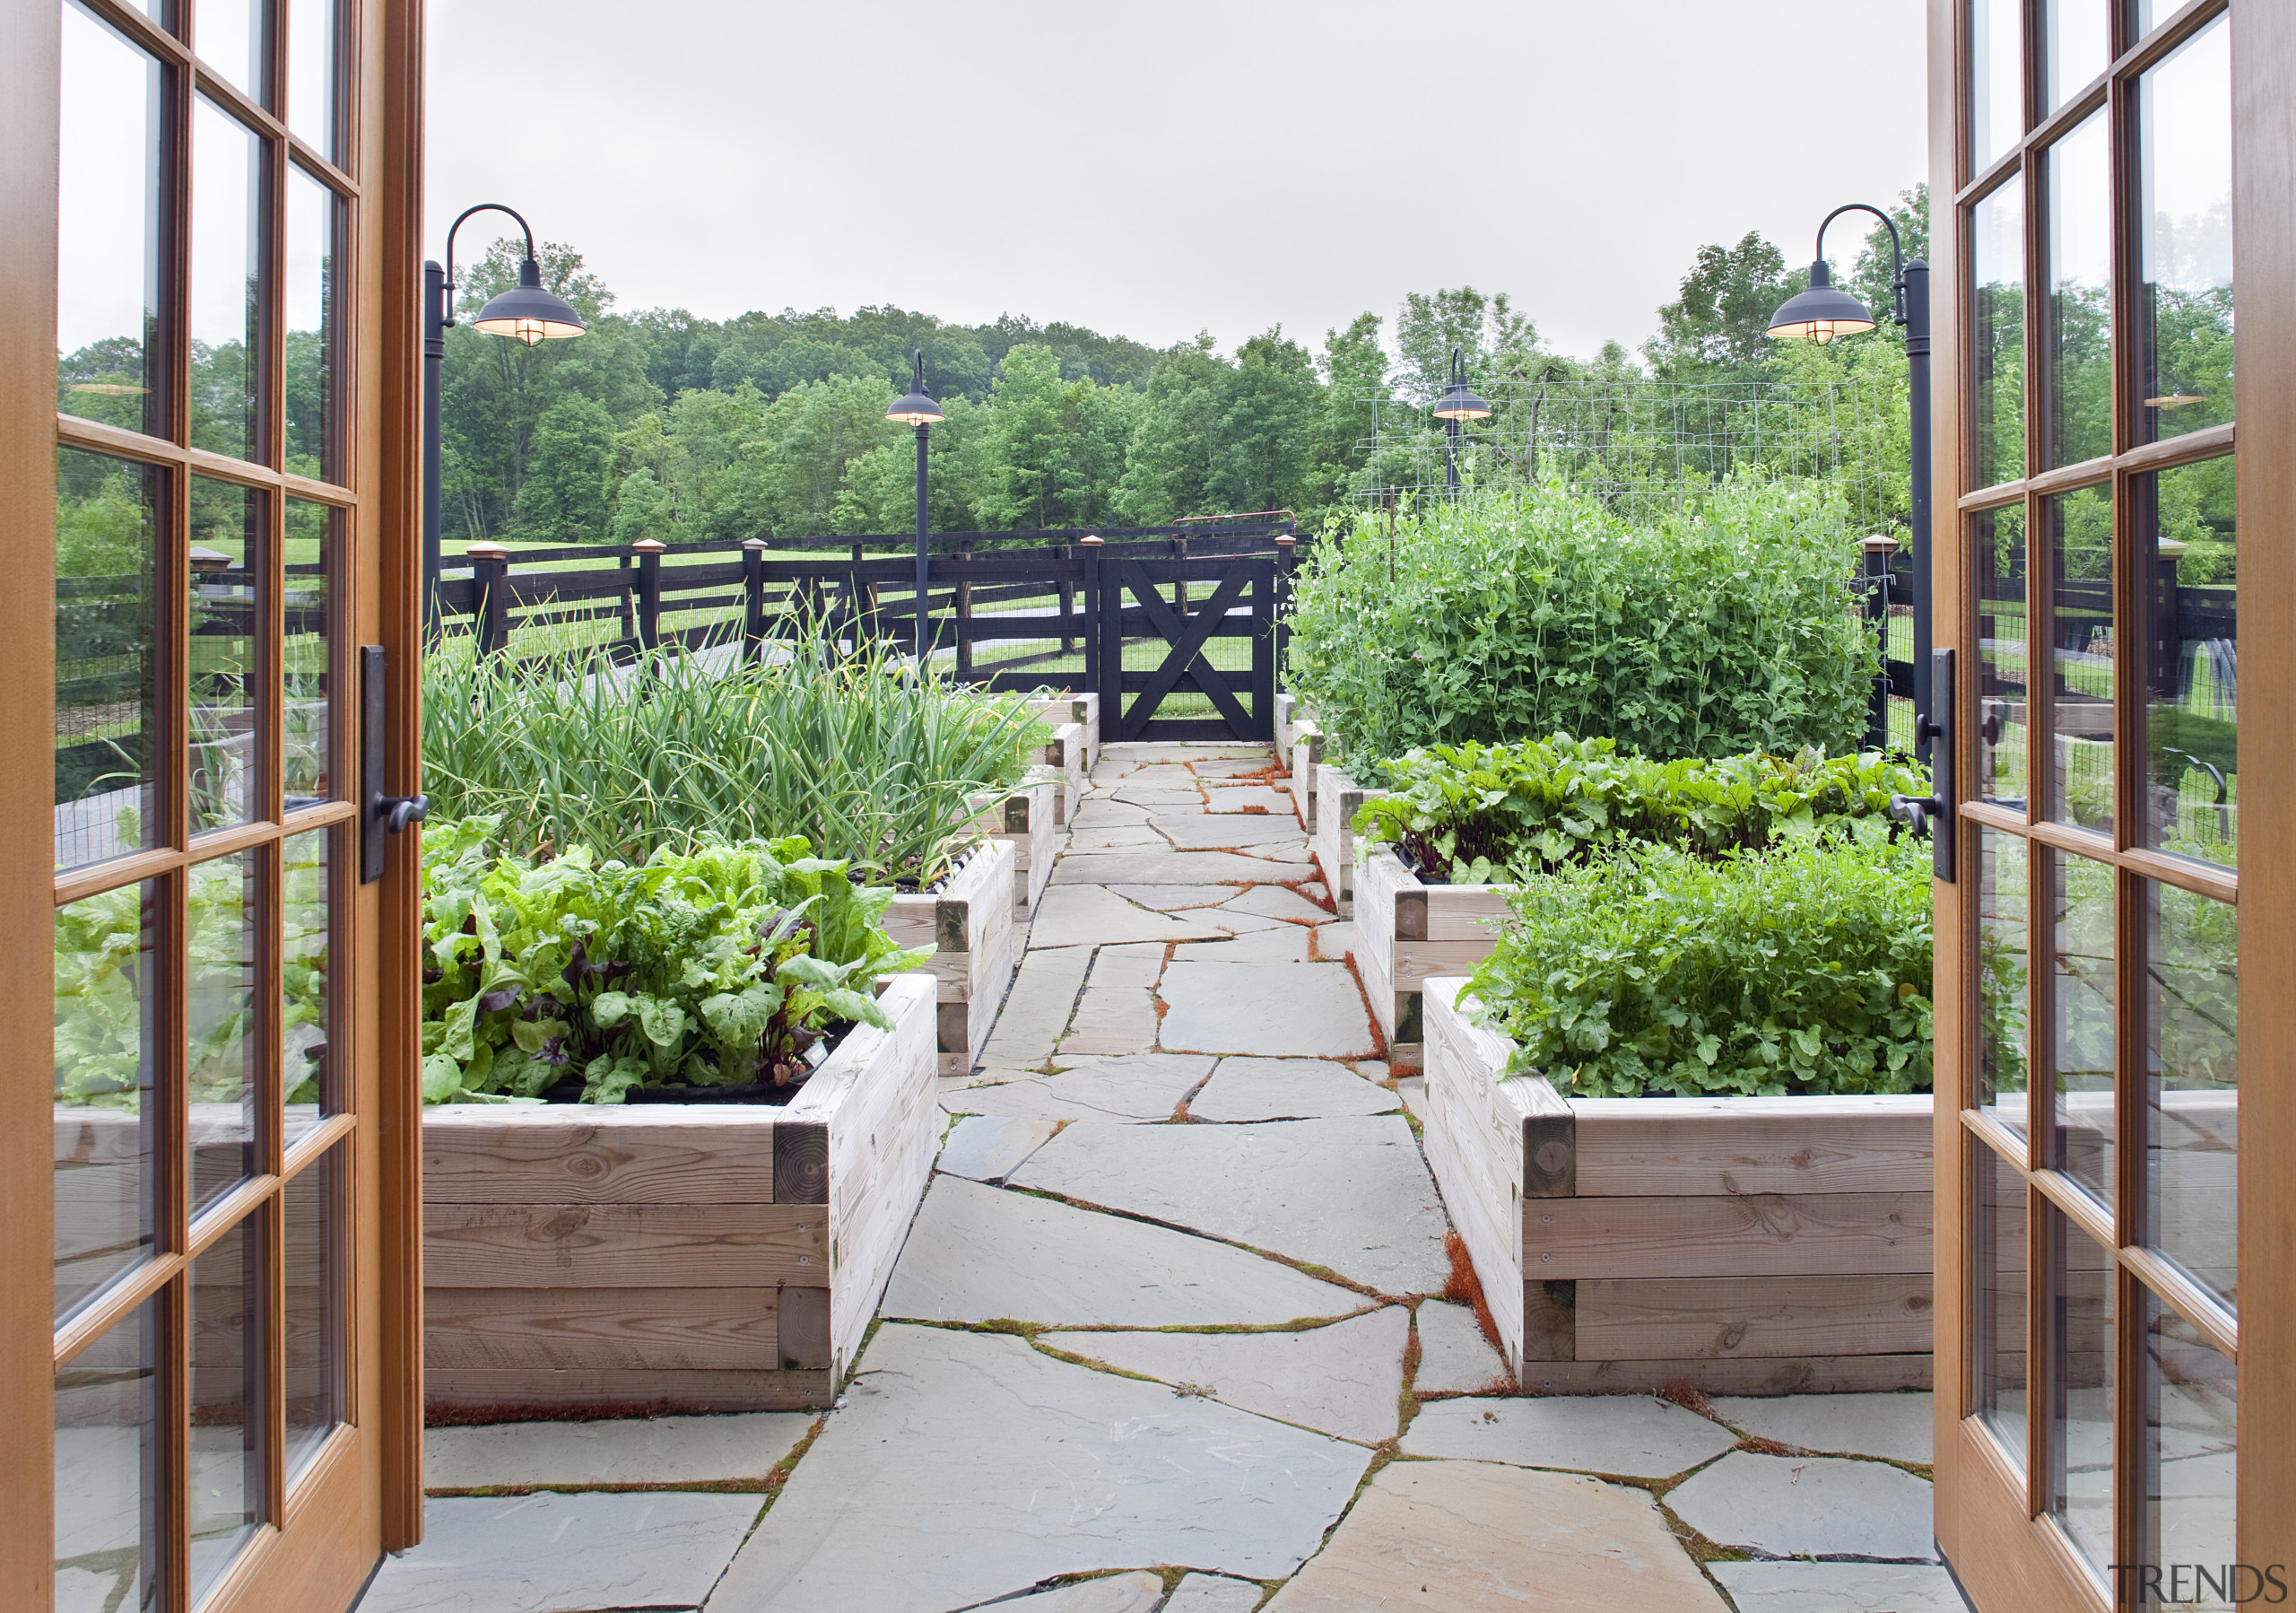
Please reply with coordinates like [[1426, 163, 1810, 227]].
[[1170, 529, 1188, 616], [1274, 533, 1297, 693], [1080, 535, 1106, 705], [632, 537, 665, 651], [1861, 534, 1898, 750], [468, 540, 509, 658], [1054, 540, 1076, 654], [743, 538, 767, 659], [954, 536, 974, 680], [616, 554, 635, 642]]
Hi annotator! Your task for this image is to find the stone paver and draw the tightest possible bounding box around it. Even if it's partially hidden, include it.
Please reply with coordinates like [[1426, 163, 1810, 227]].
[[1158, 963, 1375, 1059], [944, 1053, 1212, 1123], [1413, 1300, 1511, 1394], [1403, 1393, 1739, 1478], [1393, 1076, 1426, 1114], [1709, 1392, 1935, 1466], [936, 1115, 1062, 1185], [1217, 885, 1332, 922], [1309, 920, 1355, 961], [1201, 787, 1294, 814], [1188, 1058, 1399, 1121], [1665, 1451, 1938, 1561], [1026, 885, 1233, 947], [710, 1325, 1366, 1613], [1013, 1116, 1447, 1293], [1709, 1560, 1972, 1612], [1156, 813, 1314, 849], [1057, 947, 1166, 1056], [882, 1176, 1364, 1327], [1265, 1460, 1727, 1611], [358, 1491, 760, 1613], [1040, 1307, 1409, 1445], [1171, 927, 1314, 964], [1054, 851, 1316, 886], [1166, 1574, 1268, 1612], [987, 1572, 1168, 1611], [422, 1413, 811, 1493], [1071, 798, 1151, 827], [1068, 824, 1168, 850], [1105, 883, 1234, 911], [980, 947, 1092, 1069]]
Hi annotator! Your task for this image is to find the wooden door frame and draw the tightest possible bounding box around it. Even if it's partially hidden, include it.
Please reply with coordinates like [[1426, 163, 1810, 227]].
[[0, 0, 427, 1603], [1928, 0, 2296, 1604]]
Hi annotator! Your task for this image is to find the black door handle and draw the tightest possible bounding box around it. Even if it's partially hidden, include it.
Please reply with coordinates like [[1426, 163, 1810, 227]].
[[361, 646, 423, 883], [1885, 648, 1955, 883]]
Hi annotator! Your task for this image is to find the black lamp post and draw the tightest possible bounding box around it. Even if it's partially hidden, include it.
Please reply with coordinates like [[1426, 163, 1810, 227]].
[[1767, 205, 1932, 762], [1430, 347, 1492, 495], [885, 348, 944, 668], [423, 204, 587, 631]]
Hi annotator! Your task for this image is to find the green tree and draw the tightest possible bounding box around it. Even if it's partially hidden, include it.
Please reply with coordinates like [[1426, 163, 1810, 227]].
[[1396, 287, 1539, 399], [510, 394, 616, 542], [1643, 231, 1803, 378]]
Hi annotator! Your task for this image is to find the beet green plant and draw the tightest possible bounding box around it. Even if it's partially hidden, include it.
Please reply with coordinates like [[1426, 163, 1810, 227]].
[[420, 818, 929, 1104], [1465, 833, 1935, 1099]]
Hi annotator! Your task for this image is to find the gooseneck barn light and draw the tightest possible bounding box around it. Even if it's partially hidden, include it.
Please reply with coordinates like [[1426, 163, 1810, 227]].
[[886, 349, 944, 666], [1431, 347, 1492, 495]]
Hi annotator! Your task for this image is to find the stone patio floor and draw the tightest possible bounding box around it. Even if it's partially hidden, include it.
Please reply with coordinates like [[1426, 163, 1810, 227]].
[[359, 742, 1966, 1613]]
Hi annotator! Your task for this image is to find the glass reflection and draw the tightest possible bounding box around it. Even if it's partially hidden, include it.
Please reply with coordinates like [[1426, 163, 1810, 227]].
[[2041, 0, 2108, 113], [2049, 848, 2115, 1204], [2144, 1295, 2238, 1609], [1973, 1143, 2030, 1469], [188, 1216, 265, 1602], [57, 2, 164, 438], [2046, 484, 2115, 833], [283, 829, 331, 1144], [56, 449, 161, 871], [2048, 1203, 2116, 1577], [188, 852, 259, 1217], [2046, 111, 2113, 468], [284, 166, 337, 483], [284, 1146, 344, 1478], [54, 882, 159, 1324], [2145, 878, 2237, 1311], [1976, 828, 2030, 1139], [1970, 0, 2024, 173], [189, 478, 264, 833], [283, 499, 335, 802], [54, 1296, 163, 1613], [1974, 501, 2029, 808], [1972, 178, 2027, 490], [2136, 458, 2236, 863], [286, 0, 341, 162], [195, 0, 267, 104], [2137, 15, 2232, 446], [190, 96, 264, 463]]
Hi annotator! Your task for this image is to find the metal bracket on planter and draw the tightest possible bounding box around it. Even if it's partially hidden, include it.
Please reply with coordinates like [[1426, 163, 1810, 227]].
[[361, 645, 428, 884], [1888, 647, 1956, 883]]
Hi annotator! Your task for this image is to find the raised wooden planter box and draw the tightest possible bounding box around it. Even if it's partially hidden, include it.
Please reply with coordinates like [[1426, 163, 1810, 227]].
[[978, 783, 1058, 917], [883, 838, 1017, 1076], [1422, 978, 1935, 1398], [1287, 724, 1323, 829], [1041, 721, 1087, 826], [421, 973, 938, 1416], [1025, 693, 1099, 774], [1312, 763, 1386, 915], [1356, 847, 1510, 1072]]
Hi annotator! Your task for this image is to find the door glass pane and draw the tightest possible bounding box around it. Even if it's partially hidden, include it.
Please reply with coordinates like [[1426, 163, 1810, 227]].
[[2144, 1293, 2237, 1608], [2136, 14, 2232, 446], [2047, 1204, 2116, 1578], [189, 852, 259, 1216], [54, 881, 160, 1323], [2136, 458, 2236, 864], [54, 1295, 164, 1613], [1972, 178, 2027, 490], [2041, 0, 2108, 113], [57, 2, 164, 439], [188, 1216, 266, 1602], [2046, 483, 2114, 832], [194, 0, 267, 106], [2048, 848, 2115, 1203], [284, 0, 340, 163], [284, 1144, 344, 1478], [56, 449, 162, 871], [2145, 879, 2237, 1312], [284, 166, 337, 483], [1970, 0, 2024, 173], [189, 478, 264, 833], [189, 95, 265, 463], [2045, 111, 2113, 468], [1976, 828, 2031, 1139], [283, 499, 335, 803], [283, 828, 331, 1143], [1973, 1142, 2030, 1468], [1974, 502, 2030, 808]]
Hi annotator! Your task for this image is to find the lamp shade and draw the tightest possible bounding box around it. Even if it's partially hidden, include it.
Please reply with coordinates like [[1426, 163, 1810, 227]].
[[1768, 260, 1876, 345], [887, 348, 944, 426], [471, 257, 587, 345]]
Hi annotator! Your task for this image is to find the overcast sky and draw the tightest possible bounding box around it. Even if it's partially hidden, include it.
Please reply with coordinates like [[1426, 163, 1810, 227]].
[[426, 0, 1928, 365]]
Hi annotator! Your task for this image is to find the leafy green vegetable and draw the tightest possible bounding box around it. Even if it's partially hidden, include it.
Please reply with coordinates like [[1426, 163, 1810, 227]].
[[420, 819, 930, 1104], [1355, 734, 1924, 883], [1464, 834, 1934, 1099]]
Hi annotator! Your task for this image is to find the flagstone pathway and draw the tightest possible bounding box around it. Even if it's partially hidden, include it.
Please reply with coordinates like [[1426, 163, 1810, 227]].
[[358, 743, 1963, 1613]]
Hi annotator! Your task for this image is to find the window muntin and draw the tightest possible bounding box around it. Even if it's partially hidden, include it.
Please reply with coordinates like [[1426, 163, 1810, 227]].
[[192, 0, 267, 107]]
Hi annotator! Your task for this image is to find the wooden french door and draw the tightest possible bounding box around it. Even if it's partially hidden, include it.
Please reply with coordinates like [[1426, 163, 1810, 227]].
[[1930, 0, 2296, 1607], [0, 0, 427, 1608]]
